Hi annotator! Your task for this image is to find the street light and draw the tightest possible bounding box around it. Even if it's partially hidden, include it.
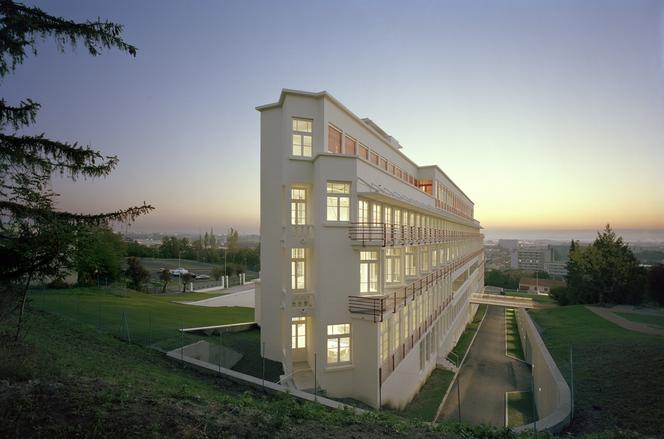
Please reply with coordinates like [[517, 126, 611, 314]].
[[448, 351, 461, 423]]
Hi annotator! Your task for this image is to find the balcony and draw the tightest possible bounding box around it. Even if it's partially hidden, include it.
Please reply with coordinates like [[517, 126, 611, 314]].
[[348, 249, 483, 322], [348, 222, 483, 247]]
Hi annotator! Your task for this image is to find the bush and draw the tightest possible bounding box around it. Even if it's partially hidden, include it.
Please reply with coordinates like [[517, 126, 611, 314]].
[[550, 286, 572, 306]]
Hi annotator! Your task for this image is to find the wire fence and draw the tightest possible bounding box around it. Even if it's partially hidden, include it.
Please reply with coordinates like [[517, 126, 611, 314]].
[[28, 286, 282, 382]]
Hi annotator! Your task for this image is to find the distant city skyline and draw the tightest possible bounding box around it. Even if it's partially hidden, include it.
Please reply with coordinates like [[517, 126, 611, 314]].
[[6, 0, 664, 233]]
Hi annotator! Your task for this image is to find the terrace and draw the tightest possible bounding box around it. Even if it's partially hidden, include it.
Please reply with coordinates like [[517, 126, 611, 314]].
[[348, 222, 483, 247]]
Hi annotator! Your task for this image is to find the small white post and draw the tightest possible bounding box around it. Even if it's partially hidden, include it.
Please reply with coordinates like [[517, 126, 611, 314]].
[[221, 276, 225, 289], [225, 275, 229, 288], [189, 282, 193, 292]]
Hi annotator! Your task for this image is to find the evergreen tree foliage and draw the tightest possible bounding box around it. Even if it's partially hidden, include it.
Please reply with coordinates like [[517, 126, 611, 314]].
[[0, 1, 153, 339], [561, 225, 645, 305]]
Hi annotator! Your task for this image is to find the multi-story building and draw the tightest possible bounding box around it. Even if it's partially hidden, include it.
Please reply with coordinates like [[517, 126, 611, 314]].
[[518, 245, 568, 276], [255, 89, 484, 409]]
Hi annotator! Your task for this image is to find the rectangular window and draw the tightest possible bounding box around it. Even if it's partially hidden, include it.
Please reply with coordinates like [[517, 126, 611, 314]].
[[291, 248, 306, 290], [292, 118, 312, 157], [290, 187, 306, 225], [359, 144, 369, 160], [402, 306, 409, 343], [345, 135, 356, 156], [291, 316, 306, 349], [385, 248, 401, 283], [432, 245, 438, 267], [391, 313, 400, 353], [370, 151, 379, 166], [405, 246, 417, 277], [379, 156, 388, 171], [394, 208, 401, 226], [327, 324, 351, 364], [326, 182, 350, 222], [358, 199, 369, 223], [381, 320, 389, 362], [360, 251, 378, 293], [384, 206, 392, 225], [328, 125, 342, 154], [420, 246, 429, 272], [372, 203, 382, 223]]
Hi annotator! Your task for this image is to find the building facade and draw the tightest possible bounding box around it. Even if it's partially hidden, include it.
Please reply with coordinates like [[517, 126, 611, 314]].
[[255, 90, 484, 409]]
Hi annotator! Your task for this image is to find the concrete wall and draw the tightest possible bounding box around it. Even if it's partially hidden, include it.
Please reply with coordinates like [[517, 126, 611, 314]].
[[515, 308, 571, 433]]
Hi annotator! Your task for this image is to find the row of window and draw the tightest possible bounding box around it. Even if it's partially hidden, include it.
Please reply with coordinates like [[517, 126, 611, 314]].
[[290, 117, 474, 220], [290, 182, 479, 239], [291, 241, 477, 293], [291, 318, 351, 365]]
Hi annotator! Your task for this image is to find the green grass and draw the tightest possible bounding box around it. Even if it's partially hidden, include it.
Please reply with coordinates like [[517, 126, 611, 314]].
[[0, 310, 570, 438], [30, 286, 253, 350], [449, 304, 488, 362], [507, 391, 534, 427], [391, 368, 455, 421], [529, 305, 664, 436], [504, 290, 556, 304], [614, 312, 664, 328], [505, 308, 525, 361]]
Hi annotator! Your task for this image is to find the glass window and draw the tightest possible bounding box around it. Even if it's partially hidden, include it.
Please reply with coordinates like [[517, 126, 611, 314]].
[[384, 206, 392, 225], [359, 144, 369, 160], [328, 125, 342, 154], [345, 135, 356, 156], [381, 320, 389, 363], [292, 118, 312, 157], [420, 246, 429, 272], [372, 203, 382, 223], [291, 316, 306, 349], [360, 251, 378, 293], [379, 157, 388, 170], [291, 248, 305, 290], [290, 187, 306, 225], [402, 306, 409, 343], [394, 208, 401, 226], [370, 151, 379, 165], [385, 248, 401, 283], [405, 246, 417, 277], [326, 182, 350, 222], [392, 312, 400, 352], [327, 324, 351, 364], [358, 199, 369, 223]]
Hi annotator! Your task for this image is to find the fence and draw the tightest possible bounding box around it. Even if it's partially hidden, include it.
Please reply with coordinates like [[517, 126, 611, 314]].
[[28, 286, 281, 382]]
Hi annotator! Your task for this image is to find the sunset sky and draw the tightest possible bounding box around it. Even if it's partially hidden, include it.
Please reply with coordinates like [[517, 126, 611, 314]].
[[5, 0, 664, 234]]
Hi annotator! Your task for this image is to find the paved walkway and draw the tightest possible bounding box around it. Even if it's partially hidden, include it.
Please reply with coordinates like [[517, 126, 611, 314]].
[[176, 286, 255, 308], [586, 306, 664, 336], [439, 306, 532, 426]]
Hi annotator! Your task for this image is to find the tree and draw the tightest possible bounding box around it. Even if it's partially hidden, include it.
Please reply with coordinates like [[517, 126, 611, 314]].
[[181, 272, 194, 293], [226, 227, 239, 252], [646, 264, 664, 306], [211, 266, 224, 281], [209, 228, 217, 250], [158, 268, 170, 294], [126, 257, 150, 291], [561, 225, 645, 305], [0, 1, 153, 339], [75, 225, 126, 286]]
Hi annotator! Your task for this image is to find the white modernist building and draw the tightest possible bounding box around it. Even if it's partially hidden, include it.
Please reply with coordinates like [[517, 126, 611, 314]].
[[255, 90, 484, 409]]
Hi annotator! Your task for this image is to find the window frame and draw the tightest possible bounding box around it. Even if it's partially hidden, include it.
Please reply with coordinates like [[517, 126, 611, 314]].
[[326, 181, 351, 222], [290, 186, 307, 225], [291, 247, 306, 291], [292, 118, 313, 157], [327, 323, 351, 365], [291, 316, 306, 349]]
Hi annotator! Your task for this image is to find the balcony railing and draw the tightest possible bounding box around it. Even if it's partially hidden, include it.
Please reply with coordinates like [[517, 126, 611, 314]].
[[348, 222, 483, 247], [348, 249, 483, 322]]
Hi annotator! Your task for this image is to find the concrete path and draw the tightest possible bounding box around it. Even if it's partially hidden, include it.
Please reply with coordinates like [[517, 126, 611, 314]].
[[176, 286, 255, 308], [439, 306, 532, 427], [586, 306, 664, 336]]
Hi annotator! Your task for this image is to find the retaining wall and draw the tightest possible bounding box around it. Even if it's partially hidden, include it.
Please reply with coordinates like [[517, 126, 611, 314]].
[[514, 308, 571, 433]]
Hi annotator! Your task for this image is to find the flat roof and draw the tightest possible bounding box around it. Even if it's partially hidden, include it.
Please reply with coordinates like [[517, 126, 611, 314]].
[[256, 88, 475, 205]]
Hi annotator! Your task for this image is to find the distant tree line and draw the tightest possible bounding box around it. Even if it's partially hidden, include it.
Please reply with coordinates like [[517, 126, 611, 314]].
[[484, 269, 550, 290], [551, 225, 663, 306]]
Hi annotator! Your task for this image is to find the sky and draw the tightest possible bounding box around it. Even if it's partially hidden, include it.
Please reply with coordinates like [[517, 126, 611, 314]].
[[5, 0, 664, 234]]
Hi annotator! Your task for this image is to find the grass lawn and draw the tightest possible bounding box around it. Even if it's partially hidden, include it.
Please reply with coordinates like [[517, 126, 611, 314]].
[[390, 368, 455, 422], [529, 305, 664, 436], [614, 311, 664, 329], [449, 304, 488, 362], [27, 286, 283, 380], [507, 391, 534, 427], [505, 308, 525, 361], [0, 310, 568, 438], [504, 290, 556, 305]]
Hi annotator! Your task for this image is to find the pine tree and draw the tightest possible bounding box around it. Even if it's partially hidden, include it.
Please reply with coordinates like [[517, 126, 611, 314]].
[[0, 1, 153, 339]]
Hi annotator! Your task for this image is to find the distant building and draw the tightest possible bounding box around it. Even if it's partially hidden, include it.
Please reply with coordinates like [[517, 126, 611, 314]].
[[518, 277, 565, 294], [498, 239, 518, 250], [484, 285, 504, 294], [518, 245, 568, 276]]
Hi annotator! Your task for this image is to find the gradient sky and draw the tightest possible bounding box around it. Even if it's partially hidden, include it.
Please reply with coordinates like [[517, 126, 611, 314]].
[[5, 0, 664, 234]]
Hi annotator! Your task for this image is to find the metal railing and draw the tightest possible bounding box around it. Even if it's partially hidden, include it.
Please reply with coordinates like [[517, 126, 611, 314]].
[[348, 249, 483, 322], [348, 222, 483, 247]]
